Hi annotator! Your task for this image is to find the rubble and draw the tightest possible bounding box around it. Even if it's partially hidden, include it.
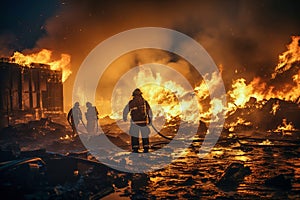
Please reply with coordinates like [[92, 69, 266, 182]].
[[0, 97, 299, 199], [0, 59, 65, 129], [0, 144, 114, 199], [216, 162, 251, 191], [265, 174, 292, 190], [226, 98, 300, 132], [0, 117, 86, 153]]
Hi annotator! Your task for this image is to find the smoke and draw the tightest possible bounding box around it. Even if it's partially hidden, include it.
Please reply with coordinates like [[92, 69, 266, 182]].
[[0, 32, 17, 57], [1, 0, 300, 113]]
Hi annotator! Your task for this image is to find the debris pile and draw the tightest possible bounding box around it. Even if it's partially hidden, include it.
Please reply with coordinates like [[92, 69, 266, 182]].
[[0, 144, 114, 199], [226, 98, 300, 132], [216, 162, 251, 191], [0, 118, 86, 152]]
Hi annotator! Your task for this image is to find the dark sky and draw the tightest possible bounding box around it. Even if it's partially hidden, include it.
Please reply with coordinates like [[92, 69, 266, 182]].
[[1, 0, 300, 109], [1, 0, 299, 71], [0, 0, 59, 52]]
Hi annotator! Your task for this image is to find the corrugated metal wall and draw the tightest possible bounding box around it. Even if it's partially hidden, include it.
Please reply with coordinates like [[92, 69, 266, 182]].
[[0, 61, 64, 127]]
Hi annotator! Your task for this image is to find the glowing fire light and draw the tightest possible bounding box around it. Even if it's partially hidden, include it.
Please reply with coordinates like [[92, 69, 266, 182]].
[[103, 35, 299, 129], [270, 100, 280, 115], [60, 134, 76, 140], [272, 36, 300, 79], [134, 67, 201, 123], [228, 36, 300, 110], [227, 78, 267, 110], [259, 139, 273, 145], [9, 49, 72, 82], [227, 117, 252, 132], [274, 118, 295, 135]]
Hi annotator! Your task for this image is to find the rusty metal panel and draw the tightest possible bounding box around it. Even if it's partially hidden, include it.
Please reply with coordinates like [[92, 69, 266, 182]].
[[0, 61, 64, 113]]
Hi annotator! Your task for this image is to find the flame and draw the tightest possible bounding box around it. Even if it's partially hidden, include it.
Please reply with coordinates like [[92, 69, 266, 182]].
[[227, 78, 268, 110], [108, 65, 207, 123], [9, 49, 72, 82], [272, 36, 300, 79], [133, 68, 226, 124], [259, 139, 273, 145], [270, 100, 280, 115], [135, 68, 201, 123], [227, 117, 252, 132], [273, 118, 295, 135], [228, 36, 300, 109], [102, 36, 299, 130], [60, 134, 76, 140]]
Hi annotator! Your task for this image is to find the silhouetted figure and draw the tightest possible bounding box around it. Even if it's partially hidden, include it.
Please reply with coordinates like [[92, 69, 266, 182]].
[[123, 88, 152, 153], [67, 102, 82, 134], [85, 102, 99, 134]]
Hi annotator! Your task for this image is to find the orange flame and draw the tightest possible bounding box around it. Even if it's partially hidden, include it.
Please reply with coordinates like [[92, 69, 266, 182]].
[[228, 36, 300, 109], [60, 134, 76, 140], [227, 117, 252, 132], [102, 36, 299, 127], [274, 118, 295, 135], [270, 100, 280, 115], [272, 36, 300, 79], [9, 49, 72, 82], [134, 67, 199, 122]]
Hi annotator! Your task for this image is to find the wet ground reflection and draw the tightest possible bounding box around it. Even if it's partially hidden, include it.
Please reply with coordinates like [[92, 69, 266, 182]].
[[1, 120, 299, 199], [103, 134, 300, 199]]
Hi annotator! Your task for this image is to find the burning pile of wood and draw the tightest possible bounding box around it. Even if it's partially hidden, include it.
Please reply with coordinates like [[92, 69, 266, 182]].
[[225, 97, 300, 133]]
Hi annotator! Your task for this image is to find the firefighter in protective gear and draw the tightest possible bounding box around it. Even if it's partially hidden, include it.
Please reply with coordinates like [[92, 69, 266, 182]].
[[67, 102, 82, 134], [123, 88, 153, 153], [85, 102, 99, 134]]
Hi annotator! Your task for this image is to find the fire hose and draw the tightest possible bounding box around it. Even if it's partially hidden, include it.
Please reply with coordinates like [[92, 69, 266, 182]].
[[150, 123, 173, 141], [150, 123, 205, 143]]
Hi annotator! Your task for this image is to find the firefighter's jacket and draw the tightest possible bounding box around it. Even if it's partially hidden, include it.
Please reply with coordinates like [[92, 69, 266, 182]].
[[123, 96, 152, 126]]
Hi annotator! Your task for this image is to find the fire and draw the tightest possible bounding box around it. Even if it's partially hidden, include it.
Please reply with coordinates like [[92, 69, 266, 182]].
[[274, 118, 295, 135], [259, 139, 273, 145], [227, 117, 252, 132], [105, 35, 299, 130], [108, 65, 207, 123], [134, 67, 200, 123], [133, 67, 227, 124], [272, 36, 300, 79], [270, 100, 280, 115], [60, 134, 76, 141], [228, 36, 300, 109], [227, 78, 268, 110], [9, 49, 72, 82], [141, 85, 182, 121]]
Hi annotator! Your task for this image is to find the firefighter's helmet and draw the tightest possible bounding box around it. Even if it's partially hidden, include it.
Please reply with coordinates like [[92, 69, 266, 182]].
[[132, 88, 142, 96]]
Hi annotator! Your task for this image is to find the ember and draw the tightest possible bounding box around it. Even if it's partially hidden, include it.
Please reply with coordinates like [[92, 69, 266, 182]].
[[274, 118, 296, 136]]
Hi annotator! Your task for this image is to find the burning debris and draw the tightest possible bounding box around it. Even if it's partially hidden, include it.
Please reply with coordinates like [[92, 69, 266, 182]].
[[0, 49, 71, 129], [0, 31, 299, 199], [274, 118, 296, 136], [225, 97, 300, 133], [9, 49, 71, 82]]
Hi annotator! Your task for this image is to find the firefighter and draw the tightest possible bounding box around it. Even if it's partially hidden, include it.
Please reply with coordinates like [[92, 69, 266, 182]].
[[67, 102, 82, 134], [85, 102, 99, 134], [123, 88, 153, 153]]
